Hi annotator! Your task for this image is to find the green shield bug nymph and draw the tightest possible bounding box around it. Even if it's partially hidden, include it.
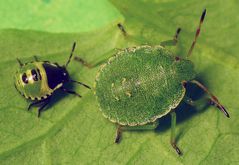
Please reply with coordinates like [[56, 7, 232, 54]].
[[94, 9, 230, 155], [14, 43, 91, 117]]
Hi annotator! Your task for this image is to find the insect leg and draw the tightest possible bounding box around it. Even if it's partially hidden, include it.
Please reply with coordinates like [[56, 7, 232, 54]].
[[70, 79, 91, 89], [114, 121, 159, 143], [173, 28, 181, 43], [28, 99, 46, 111], [117, 23, 127, 36], [60, 87, 82, 97], [190, 80, 230, 118], [38, 98, 51, 117], [115, 125, 122, 143], [16, 58, 24, 67], [74, 56, 92, 68], [160, 28, 181, 47], [170, 111, 182, 155], [187, 9, 206, 57]]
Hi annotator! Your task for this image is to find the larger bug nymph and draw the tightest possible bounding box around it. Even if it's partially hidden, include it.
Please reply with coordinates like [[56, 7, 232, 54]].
[[94, 9, 230, 155], [14, 43, 90, 117]]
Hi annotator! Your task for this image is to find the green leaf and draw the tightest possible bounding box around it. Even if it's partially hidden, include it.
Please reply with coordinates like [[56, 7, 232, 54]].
[[0, 0, 238, 164], [0, 0, 122, 33]]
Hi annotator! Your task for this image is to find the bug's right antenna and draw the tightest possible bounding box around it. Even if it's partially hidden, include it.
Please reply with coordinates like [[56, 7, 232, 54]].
[[65, 42, 76, 68], [187, 9, 206, 57]]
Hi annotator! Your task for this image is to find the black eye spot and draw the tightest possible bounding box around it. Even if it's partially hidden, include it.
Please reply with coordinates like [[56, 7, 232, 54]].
[[22, 73, 28, 84], [31, 69, 38, 81], [37, 68, 42, 80]]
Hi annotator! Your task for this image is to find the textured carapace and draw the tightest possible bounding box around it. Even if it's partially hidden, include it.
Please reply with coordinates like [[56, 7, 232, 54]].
[[95, 45, 195, 126]]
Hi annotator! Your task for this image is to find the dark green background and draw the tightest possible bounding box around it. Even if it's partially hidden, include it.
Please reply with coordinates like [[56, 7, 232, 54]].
[[0, 0, 238, 164]]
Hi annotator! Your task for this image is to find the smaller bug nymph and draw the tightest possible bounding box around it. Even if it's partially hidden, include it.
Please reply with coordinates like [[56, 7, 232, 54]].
[[95, 9, 230, 155], [14, 43, 90, 117]]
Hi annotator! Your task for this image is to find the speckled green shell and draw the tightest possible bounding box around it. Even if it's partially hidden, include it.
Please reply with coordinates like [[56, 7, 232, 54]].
[[95, 45, 196, 126]]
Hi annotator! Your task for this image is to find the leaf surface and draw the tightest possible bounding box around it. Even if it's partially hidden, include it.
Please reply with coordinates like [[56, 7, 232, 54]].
[[0, 0, 238, 164]]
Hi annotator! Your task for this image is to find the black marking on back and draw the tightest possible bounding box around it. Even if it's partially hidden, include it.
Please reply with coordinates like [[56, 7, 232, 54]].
[[22, 73, 28, 84], [37, 68, 42, 80], [43, 63, 69, 90], [31, 69, 38, 81]]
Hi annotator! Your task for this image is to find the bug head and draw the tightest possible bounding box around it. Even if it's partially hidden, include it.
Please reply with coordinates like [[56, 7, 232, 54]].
[[60, 66, 70, 83]]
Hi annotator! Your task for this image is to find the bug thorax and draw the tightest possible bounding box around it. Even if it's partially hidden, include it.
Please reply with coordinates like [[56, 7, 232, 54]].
[[59, 66, 70, 83], [41, 63, 70, 89]]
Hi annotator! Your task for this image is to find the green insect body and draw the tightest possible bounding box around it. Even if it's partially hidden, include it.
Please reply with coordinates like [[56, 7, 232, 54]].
[[95, 45, 195, 126], [14, 62, 59, 100], [94, 9, 230, 155], [14, 43, 90, 117]]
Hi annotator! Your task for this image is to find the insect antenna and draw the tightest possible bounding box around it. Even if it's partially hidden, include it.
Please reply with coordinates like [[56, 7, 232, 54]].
[[16, 58, 24, 67], [117, 23, 127, 36], [187, 9, 206, 57], [70, 79, 91, 89], [65, 42, 76, 68]]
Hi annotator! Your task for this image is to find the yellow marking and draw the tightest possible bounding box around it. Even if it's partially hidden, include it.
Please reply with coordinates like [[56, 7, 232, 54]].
[[50, 63, 57, 67], [135, 80, 141, 86], [111, 83, 119, 101], [95, 63, 106, 82], [35, 62, 53, 96], [100, 63, 106, 72], [93, 82, 96, 89], [122, 78, 126, 84], [125, 91, 131, 97], [108, 56, 115, 64], [93, 81, 97, 95], [26, 70, 34, 84], [19, 74, 25, 87], [114, 96, 120, 101], [54, 83, 63, 90]]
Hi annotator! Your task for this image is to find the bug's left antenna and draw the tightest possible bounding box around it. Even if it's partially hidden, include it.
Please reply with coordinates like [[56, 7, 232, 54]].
[[17, 58, 23, 67], [65, 42, 76, 67], [187, 9, 206, 57]]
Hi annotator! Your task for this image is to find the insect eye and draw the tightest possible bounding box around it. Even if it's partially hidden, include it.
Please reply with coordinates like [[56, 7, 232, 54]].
[[22, 73, 28, 84], [31, 69, 38, 81]]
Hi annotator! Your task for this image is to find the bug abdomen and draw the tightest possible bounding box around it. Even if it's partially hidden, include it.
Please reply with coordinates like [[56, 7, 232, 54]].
[[14, 62, 54, 100], [95, 46, 190, 125]]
